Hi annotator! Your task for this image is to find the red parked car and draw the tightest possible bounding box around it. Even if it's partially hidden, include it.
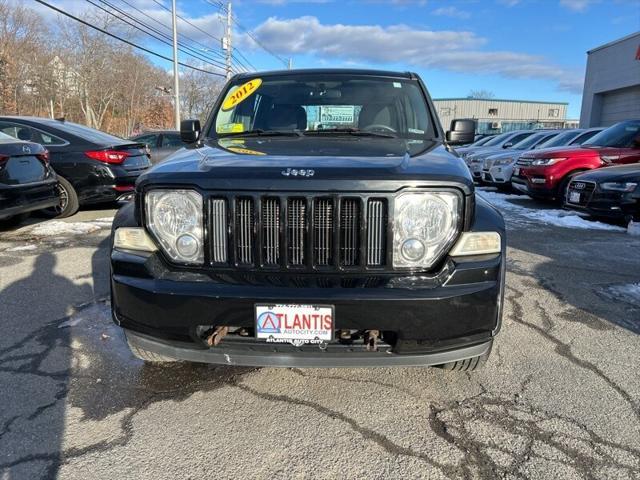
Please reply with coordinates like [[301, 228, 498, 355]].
[[511, 120, 640, 202]]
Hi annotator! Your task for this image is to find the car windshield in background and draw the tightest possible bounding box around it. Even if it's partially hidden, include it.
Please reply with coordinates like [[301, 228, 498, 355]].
[[211, 74, 434, 140], [512, 132, 553, 150], [480, 132, 512, 147], [583, 121, 640, 148], [0, 131, 15, 141], [537, 130, 579, 148], [44, 120, 127, 145]]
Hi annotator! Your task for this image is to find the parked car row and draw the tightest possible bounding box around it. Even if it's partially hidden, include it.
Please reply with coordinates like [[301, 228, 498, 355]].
[[459, 120, 640, 222], [0, 117, 183, 223]]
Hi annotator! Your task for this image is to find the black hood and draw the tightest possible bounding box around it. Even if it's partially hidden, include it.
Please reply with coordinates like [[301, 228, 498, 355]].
[[574, 164, 640, 183], [137, 136, 474, 193]]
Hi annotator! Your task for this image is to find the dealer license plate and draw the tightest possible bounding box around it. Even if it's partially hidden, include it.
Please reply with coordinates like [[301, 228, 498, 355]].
[[569, 191, 581, 204], [514, 167, 520, 176], [255, 304, 334, 346]]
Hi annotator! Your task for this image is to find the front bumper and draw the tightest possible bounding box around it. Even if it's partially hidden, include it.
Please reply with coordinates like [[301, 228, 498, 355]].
[[0, 178, 59, 220], [111, 249, 504, 366], [565, 188, 639, 220]]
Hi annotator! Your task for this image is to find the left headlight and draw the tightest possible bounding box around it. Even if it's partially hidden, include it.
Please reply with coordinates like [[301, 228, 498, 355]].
[[146, 189, 204, 264], [393, 192, 460, 269], [493, 157, 515, 166], [600, 182, 638, 192], [531, 157, 566, 166]]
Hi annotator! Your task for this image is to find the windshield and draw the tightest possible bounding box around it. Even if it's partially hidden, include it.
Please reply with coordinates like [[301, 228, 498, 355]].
[[43, 120, 127, 145], [537, 130, 580, 148], [481, 132, 512, 147], [512, 132, 556, 150], [0, 132, 14, 141], [583, 121, 640, 148], [472, 136, 494, 147], [211, 74, 434, 140]]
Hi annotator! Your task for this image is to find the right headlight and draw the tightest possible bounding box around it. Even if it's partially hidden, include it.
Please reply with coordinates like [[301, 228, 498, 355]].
[[393, 192, 460, 269], [146, 189, 204, 264]]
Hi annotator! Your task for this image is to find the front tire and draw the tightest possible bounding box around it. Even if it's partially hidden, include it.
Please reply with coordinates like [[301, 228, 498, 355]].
[[126, 338, 176, 363], [436, 343, 492, 371], [42, 176, 79, 218]]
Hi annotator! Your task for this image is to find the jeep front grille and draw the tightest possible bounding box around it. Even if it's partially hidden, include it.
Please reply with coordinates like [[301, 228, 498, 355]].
[[208, 194, 389, 270]]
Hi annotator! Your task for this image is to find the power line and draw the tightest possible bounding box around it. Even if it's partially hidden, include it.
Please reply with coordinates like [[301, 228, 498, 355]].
[[84, 0, 230, 70], [207, 0, 288, 68], [114, 0, 249, 70], [33, 0, 226, 76], [147, 0, 253, 72]]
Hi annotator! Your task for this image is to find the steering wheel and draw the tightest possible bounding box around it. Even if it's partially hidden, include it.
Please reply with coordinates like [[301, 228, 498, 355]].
[[361, 124, 397, 134]]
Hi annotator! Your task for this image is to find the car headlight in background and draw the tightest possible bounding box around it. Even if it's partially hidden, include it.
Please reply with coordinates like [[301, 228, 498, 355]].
[[531, 157, 566, 166], [146, 189, 204, 264], [393, 192, 460, 268], [600, 182, 638, 192]]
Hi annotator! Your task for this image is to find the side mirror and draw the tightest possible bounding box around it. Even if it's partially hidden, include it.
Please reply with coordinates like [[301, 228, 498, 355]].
[[446, 119, 476, 146], [180, 119, 201, 144], [503, 142, 513, 149]]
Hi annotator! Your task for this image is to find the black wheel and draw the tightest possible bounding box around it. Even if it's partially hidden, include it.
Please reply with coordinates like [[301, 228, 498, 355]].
[[42, 176, 79, 218], [436, 343, 492, 371], [126, 338, 176, 363]]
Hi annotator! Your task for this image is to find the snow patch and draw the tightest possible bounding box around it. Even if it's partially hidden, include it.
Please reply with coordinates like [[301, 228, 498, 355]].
[[478, 189, 625, 232], [27, 216, 115, 237], [7, 245, 37, 252]]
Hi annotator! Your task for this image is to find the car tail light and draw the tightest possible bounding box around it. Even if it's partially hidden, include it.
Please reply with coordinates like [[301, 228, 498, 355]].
[[36, 150, 50, 165], [85, 149, 130, 164], [0, 154, 8, 169]]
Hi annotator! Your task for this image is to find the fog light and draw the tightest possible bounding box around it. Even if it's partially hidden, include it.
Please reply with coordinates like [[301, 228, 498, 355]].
[[450, 232, 501, 256], [113, 227, 157, 252], [401, 238, 425, 261], [176, 234, 199, 258]]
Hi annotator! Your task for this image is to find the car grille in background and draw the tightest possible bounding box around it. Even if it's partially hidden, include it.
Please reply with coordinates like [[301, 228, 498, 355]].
[[209, 195, 388, 270], [568, 180, 596, 194]]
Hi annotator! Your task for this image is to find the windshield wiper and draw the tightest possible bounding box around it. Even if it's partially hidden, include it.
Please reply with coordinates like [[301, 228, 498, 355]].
[[221, 129, 302, 137], [303, 128, 397, 138]]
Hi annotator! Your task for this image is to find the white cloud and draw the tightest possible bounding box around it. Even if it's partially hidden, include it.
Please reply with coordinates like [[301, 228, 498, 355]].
[[559, 0, 598, 11], [432, 6, 471, 19], [248, 16, 584, 93]]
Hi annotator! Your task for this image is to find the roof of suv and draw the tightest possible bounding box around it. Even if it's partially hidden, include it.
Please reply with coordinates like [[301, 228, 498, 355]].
[[233, 68, 416, 80]]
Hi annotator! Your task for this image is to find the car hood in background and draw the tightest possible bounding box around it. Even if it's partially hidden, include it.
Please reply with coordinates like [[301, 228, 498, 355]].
[[573, 164, 640, 182]]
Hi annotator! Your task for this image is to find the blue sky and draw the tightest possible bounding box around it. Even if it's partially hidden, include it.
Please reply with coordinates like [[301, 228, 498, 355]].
[[37, 0, 640, 118]]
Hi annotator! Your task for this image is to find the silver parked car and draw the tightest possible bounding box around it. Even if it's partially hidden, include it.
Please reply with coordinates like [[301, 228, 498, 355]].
[[481, 128, 604, 190], [465, 130, 537, 180], [129, 130, 187, 164]]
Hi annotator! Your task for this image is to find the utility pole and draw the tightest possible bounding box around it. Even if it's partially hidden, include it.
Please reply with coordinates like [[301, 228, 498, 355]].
[[171, 0, 180, 130], [224, 1, 232, 80], [288, 58, 293, 70]]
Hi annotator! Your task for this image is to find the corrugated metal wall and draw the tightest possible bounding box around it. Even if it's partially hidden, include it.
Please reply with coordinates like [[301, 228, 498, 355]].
[[434, 99, 568, 133]]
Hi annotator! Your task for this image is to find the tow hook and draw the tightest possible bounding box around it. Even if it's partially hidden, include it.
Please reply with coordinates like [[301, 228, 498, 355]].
[[206, 326, 229, 346], [365, 330, 380, 352]]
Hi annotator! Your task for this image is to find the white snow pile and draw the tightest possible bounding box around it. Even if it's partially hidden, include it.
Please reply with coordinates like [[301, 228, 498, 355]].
[[6, 245, 37, 252], [478, 189, 625, 232], [29, 217, 114, 237]]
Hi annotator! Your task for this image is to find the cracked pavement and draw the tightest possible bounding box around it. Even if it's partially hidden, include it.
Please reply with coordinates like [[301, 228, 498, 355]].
[[0, 199, 639, 480]]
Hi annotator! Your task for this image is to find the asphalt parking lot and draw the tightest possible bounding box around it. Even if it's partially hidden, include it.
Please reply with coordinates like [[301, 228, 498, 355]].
[[1, 195, 639, 480]]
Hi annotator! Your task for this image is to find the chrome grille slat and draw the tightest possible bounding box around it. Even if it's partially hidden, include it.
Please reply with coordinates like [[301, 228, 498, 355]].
[[262, 198, 280, 265], [340, 199, 360, 266], [210, 198, 227, 263], [314, 198, 333, 266], [236, 198, 254, 264], [367, 199, 385, 266], [288, 198, 306, 266]]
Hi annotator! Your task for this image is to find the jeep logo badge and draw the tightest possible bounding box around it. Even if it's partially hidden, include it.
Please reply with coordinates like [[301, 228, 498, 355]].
[[281, 168, 314, 177], [573, 182, 586, 190]]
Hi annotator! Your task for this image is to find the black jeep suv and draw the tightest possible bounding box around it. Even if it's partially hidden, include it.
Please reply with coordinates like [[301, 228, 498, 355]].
[[110, 69, 505, 370]]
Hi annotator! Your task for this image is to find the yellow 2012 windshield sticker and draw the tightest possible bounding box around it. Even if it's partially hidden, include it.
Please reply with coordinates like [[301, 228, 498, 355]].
[[221, 78, 262, 111], [216, 123, 244, 134]]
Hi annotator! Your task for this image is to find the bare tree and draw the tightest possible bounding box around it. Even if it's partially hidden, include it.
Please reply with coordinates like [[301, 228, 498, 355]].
[[467, 89, 496, 100]]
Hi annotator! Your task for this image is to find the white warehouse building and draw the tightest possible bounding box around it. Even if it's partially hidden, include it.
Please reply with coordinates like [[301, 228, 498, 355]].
[[433, 98, 572, 134], [580, 32, 640, 128]]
